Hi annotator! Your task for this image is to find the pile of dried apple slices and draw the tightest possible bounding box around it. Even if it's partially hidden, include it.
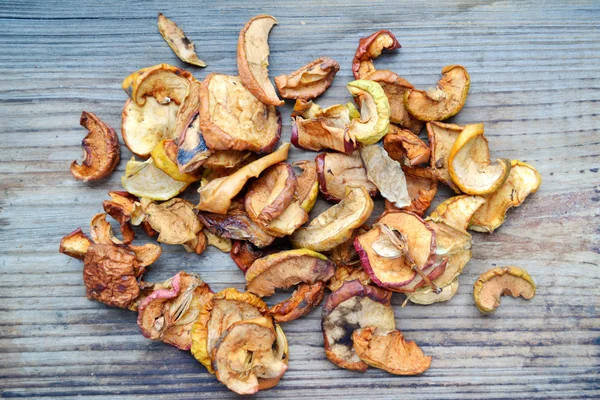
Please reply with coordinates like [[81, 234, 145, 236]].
[[60, 14, 541, 395]]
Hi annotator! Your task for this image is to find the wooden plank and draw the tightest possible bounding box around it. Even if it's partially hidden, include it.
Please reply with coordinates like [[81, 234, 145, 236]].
[[0, 0, 599, 398]]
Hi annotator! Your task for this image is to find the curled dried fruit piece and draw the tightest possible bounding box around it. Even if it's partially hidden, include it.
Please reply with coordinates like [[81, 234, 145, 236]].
[[470, 160, 542, 233], [352, 30, 401, 79], [291, 100, 356, 154], [121, 157, 189, 201], [128, 243, 162, 267], [157, 13, 206, 67], [200, 73, 281, 153], [385, 171, 438, 217], [151, 139, 199, 182], [361, 144, 410, 208], [427, 121, 464, 192], [293, 160, 319, 212], [70, 111, 120, 182], [448, 124, 512, 195], [122, 63, 194, 106], [144, 198, 201, 245], [191, 288, 268, 373], [291, 187, 374, 252], [473, 266, 536, 314], [408, 277, 459, 305], [138, 272, 213, 350], [230, 240, 283, 274], [429, 195, 486, 231], [198, 205, 275, 248], [83, 244, 141, 308], [59, 228, 92, 260], [316, 151, 377, 203], [204, 230, 232, 252], [203, 150, 254, 171], [197, 143, 290, 214], [237, 15, 283, 106], [103, 191, 143, 244], [90, 213, 123, 245], [352, 327, 431, 375], [404, 65, 470, 122], [327, 264, 372, 292], [262, 200, 308, 237], [246, 249, 335, 322], [347, 80, 391, 145], [245, 163, 297, 225], [275, 57, 340, 100], [383, 124, 430, 166], [322, 280, 395, 371], [212, 317, 288, 394]]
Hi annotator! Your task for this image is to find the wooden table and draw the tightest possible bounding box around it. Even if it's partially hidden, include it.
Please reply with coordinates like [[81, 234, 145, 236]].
[[1, 0, 599, 398]]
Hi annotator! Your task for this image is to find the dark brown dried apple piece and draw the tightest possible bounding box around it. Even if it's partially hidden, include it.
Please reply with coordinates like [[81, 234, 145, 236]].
[[383, 124, 430, 166]]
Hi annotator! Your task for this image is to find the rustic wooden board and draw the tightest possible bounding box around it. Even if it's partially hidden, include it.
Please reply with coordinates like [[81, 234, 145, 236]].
[[1, 0, 599, 398]]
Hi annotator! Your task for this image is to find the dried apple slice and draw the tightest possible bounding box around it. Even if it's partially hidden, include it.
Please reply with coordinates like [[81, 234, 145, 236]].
[[245, 163, 297, 225], [429, 195, 486, 231], [448, 124, 512, 195], [230, 240, 284, 274], [121, 157, 189, 201], [291, 100, 356, 154], [157, 13, 206, 67], [191, 288, 269, 373], [275, 57, 340, 100], [128, 243, 163, 267], [59, 228, 92, 260], [352, 30, 401, 79], [316, 151, 377, 202], [204, 230, 232, 252], [404, 65, 470, 121], [70, 111, 120, 182], [198, 206, 275, 248], [383, 124, 430, 166], [322, 280, 395, 371], [427, 121, 464, 192], [473, 266, 536, 314], [346, 80, 391, 145], [212, 317, 288, 394], [470, 160, 542, 233], [122, 63, 194, 106], [151, 139, 199, 183], [203, 150, 253, 170], [327, 225, 369, 268], [237, 15, 283, 106], [290, 187, 374, 252], [293, 160, 319, 212], [327, 264, 372, 292], [144, 199, 201, 245], [197, 143, 290, 214], [199, 73, 281, 153], [385, 171, 437, 217], [361, 144, 410, 208], [263, 200, 308, 237], [90, 213, 123, 245], [352, 327, 431, 375], [365, 70, 423, 134], [408, 278, 459, 305], [102, 191, 143, 244], [137, 272, 213, 350]]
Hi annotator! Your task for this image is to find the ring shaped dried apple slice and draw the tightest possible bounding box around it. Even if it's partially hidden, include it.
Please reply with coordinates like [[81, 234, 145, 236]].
[[448, 124, 512, 195], [199, 73, 282, 153], [191, 288, 269, 373], [157, 13, 207, 67], [121, 157, 189, 201], [290, 186, 374, 252], [352, 30, 401, 79], [316, 151, 377, 203], [212, 317, 288, 395], [122, 63, 195, 106], [293, 160, 319, 212], [197, 143, 290, 214], [346, 80, 391, 145], [473, 266, 536, 314], [383, 124, 430, 166], [245, 163, 297, 226], [404, 65, 470, 122], [245, 249, 335, 322], [322, 280, 395, 371], [429, 194, 486, 232], [470, 160, 542, 233], [237, 15, 283, 106], [70, 111, 120, 182], [352, 326, 431, 375], [427, 121, 465, 192], [151, 139, 199, 183], [59, 228, 93, 260], [275, 57, 340, 100], [361, 144, 411, 208]]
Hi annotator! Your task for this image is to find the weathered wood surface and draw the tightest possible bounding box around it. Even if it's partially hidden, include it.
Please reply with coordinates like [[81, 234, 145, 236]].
[[1, 0, 599, 398]]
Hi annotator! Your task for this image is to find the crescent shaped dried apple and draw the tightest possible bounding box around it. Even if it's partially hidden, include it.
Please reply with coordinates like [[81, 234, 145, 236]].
[[212, 317, 288, 395], [352, 30, 401, 79], [290, 186, 374, 252], [246, 249, 335, 322], [346, 80, 391, 145], [404, 65, 470, 122], [473, 266, 536, 314], [322, 280, 395, 371], [470, 160, 542, 233], [275, 57, 340, 100], [102, 191, 144, 245], [429, 194, 486, 231], [316, 151, 377, 203], [293, 160, 319, 212], [361, 144, 411, 208], [190, 288, 269, 373], [199, 73, 282, 153], [70, 111, 120, 182], [448, 124, 512, 195], [245, 163, 297, 226], [121, 157, 189, 201], [196, 143, 290, 214], [427, 121, 465, 192], [383, 124, 431, 166], [157, 13, 206, 67], [59, 228, 93, 260], [262, 199, 308, 237], [121, 63, 195, 106], [237, 15, 283, 106], [352, 326, 431, 375], [151, 139, 199, 183]]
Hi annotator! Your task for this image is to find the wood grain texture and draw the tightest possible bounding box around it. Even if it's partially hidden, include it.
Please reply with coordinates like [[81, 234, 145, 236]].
[[1, 0, 599, 398]]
